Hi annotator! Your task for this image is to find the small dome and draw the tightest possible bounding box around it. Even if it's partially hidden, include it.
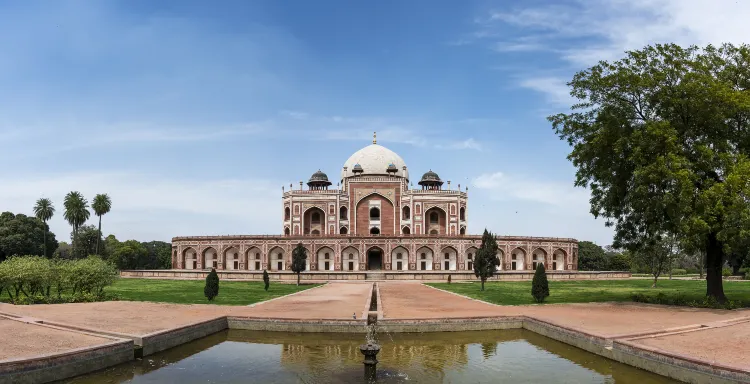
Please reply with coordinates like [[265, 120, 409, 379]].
[[386, 163, 398, 173], [309, 170, 329, 182], [352, 163, 364, 173], [418, 170, 443, 186], [307, 170, 332, 187]]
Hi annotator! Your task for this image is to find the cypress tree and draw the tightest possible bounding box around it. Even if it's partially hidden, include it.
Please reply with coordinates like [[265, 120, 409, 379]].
[[291, 243, 307, 286], [531, 263, 550, 303], [474, 229, 500, 291], [204, 268, 219, 301], [263, 269, 270, 291]]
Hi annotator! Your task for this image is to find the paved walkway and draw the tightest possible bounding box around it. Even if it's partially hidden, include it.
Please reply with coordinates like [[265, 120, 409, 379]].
[[2, 281, 749, 376]]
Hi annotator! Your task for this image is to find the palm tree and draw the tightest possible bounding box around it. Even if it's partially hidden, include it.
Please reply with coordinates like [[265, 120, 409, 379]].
[[33, 198, 55, 257], [92, 193, 112, 255], [63, 191, 90, 253]]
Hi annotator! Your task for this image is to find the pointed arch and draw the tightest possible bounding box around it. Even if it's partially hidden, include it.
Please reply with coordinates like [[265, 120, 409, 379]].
[[182, 247, 197, 270], [391, 246, 409, 271], [202, 247, 218, 270], [440, 246, 458, 271], [465, 246, 478, 271], [510, 247, 526, 271], [532, 248, 547, 270], [317, 246, 335, 271], [246, 246, 262, 271], [553, 248, 567, 271], [416, 246, 434, 270], [268, 246, 285, 271], [342, 246, 360, 271], [224, 246, 241, 270]]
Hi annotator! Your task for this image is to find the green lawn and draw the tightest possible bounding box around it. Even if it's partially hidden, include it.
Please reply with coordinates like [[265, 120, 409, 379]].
[[428, 279, 750, 306], [0, 278, 319, 306], [106, 278, 318, 305]]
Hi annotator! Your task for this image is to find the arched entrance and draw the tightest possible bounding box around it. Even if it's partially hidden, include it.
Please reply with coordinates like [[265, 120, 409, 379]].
[[367, 247, 383, 270]]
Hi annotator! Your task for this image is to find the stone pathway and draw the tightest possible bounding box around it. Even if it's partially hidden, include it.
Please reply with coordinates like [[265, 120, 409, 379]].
[[2, 281, 750, 378]]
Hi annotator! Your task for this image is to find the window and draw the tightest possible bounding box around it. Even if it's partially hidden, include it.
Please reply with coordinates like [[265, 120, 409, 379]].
[[430, 211, 438, 224], [468, 253, 473, 260], [255, 253, 261, 259], [402, 226, 410, 235], [324, 253, 330, 259], [284, 227, 290, 235], [396, 253, 402, 259], [403, 206, 410, 220], [370, 207, 380, 220], [340, 206, 348, 220], [459, 207, 465, 221], [340, 226, 348, 234], [460, 227, 466, 235], [421, 253, 426, 259], [311, 229, 320, 235], [285, 207, 291, 220], [349, 253, 354, 259], [430, 229, 438, 235], [311, 212, 321, 223], [370, 227, 380, 235]]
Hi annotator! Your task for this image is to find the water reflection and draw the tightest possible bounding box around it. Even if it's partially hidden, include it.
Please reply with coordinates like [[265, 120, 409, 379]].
[[62, 329, 677, 384]]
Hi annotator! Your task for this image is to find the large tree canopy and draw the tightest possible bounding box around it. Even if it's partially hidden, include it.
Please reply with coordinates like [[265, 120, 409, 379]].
[[0, 212, 58, 261], [550, 43, 750, 301]]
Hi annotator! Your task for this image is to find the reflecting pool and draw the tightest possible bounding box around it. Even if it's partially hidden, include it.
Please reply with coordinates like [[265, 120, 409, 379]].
[[62, 329, 676, 383]]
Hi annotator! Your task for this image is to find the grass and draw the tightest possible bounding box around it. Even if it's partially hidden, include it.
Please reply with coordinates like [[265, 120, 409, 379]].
[[428, 279, 750, 306], [0, 278, 319, 306]]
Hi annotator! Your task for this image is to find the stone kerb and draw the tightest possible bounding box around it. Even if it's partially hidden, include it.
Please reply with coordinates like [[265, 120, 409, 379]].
[[138, 317, 228, 357], [0, 316, 133, 384]]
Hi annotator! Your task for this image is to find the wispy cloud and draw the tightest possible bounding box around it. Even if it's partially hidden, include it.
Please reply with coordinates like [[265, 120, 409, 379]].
[[471, 0, 750, 106], [473, 171, 589, 210]]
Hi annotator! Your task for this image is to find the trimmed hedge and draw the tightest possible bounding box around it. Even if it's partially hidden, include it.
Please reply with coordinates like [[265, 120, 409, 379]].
[[630, 292, 748, 310], [670, 269, 687, 275], [0, 255, 118, 304]]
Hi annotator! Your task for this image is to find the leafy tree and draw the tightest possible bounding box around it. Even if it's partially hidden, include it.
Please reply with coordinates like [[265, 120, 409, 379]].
[[92, 194, 112, 256], [141, 241, 172, 269], [110, 240, 149, 270], [63, 191, 90, 252], [291, 243, 307, 286], [577, 241, 606, 271], [549, 43, 750, 302], [603, 247, 632, 271], [531, 263, 550, 303], [263, 269, 270, 291], [33, 198, 55, 258], [631, 233, 679, 287], [53, 242, 73, 259], [71, 225, 104, 259], [0, 212, 58, 261], [473, 229, 500, 291], [204, 268, 219, 301]]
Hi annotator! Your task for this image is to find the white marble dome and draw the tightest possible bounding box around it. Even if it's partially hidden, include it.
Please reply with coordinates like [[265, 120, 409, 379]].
[[341, 143, 409, 180]]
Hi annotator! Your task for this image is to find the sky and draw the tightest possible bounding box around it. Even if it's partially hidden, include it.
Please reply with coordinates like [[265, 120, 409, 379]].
[[1, 0, 748, 246]]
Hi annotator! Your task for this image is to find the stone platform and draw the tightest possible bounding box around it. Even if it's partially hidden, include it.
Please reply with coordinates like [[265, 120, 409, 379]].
[[1, 281, 748, 384], [120, 269, 631, 281]]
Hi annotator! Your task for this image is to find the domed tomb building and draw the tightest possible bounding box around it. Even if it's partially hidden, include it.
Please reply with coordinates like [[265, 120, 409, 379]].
[[171, 134, 578, 275]]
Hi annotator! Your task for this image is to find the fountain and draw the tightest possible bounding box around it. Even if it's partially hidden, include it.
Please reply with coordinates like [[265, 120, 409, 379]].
[[360, 283, 382, 382]]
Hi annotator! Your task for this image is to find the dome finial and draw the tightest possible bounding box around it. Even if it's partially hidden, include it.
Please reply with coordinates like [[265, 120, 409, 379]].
[[373, 131, 377, 144]]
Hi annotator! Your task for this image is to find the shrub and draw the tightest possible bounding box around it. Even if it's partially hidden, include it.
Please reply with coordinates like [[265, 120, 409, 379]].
[[262, 269, 270, 292], [204, 268, 219, 301], [722, 268, 732, 276], [531, 263, 550, 303], [685, 267, 699, 274], [630, 292, 747, 309], [447, 275, 452, 284], [670, 269, 687, 275], [0, 255, 118, 303]]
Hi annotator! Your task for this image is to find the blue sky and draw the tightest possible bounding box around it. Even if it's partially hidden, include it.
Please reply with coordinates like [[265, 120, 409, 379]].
[[1, 0, 747, 245]]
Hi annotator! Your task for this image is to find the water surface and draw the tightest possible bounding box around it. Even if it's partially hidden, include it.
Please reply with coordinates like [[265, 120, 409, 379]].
[[63, 329, 676, 383]]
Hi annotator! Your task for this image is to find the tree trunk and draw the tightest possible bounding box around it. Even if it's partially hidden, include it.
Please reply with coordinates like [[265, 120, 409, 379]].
[[481, 278, 485, 291], [297, 273, 300, 286], [706, 233, 727, 303], [96, 215, 102, 255], [652, 275, 658, 288], [43, 221, 47, 257]]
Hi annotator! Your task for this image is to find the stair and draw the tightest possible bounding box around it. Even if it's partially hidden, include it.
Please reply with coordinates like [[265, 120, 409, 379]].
[[366, 272, 386, 280]]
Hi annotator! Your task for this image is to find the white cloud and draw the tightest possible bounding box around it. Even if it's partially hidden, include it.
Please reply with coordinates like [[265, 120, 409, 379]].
[[477, 0, 750, 106], [473, 171, 589, 210], [517, 77, 572, 107], [0, 172, 283, 242]]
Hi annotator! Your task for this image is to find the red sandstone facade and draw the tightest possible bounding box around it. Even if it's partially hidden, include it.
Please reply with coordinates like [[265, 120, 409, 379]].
[[172, 135, 578, 272]]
